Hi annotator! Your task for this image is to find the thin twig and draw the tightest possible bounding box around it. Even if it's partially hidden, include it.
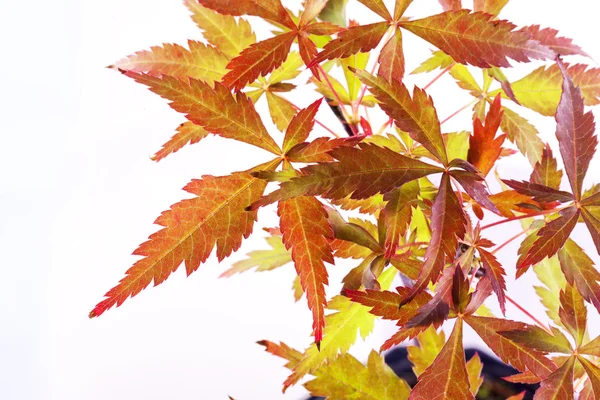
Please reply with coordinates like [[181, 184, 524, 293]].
[[506, 295, 553, 334], [440, 99, 478, 125], [423, 63, 455, 90], [317, 65, 359, 136]]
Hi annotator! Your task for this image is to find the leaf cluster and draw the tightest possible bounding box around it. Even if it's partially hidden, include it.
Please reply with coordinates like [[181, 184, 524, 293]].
[[93, 0, 600, 398]]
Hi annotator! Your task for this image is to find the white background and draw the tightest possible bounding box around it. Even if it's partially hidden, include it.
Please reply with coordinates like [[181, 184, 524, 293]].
[[1, 0, 599, 399]]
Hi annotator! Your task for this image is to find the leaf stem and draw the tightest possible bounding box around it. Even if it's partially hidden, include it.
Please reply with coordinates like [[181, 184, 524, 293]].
[[491, 229, 529, 255], [317, 65, 359, 136], [481, 208, 564, 231], [440, 99, 478, 125], [506, 294, 552, 334], [423, 63, 455, 90]]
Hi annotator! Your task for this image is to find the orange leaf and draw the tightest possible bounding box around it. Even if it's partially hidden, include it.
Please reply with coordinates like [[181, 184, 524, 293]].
[[577, 357, 600, 400], [152, 122, 210, 162], [559, 284, 587, 347], [184, 0, 256, 58], [409, 320, 474, 400], [399, 10, 554, 68], [286, 136, 363, 163], [534, 356, 575, 400], [250, 143, 443, 208], [378, 29, 405, 83], [473, 0, 509, 15], [300, 0, 329, 27], [278, 196, 334, 344], [394, 0, 414, 20], [438, 0, 461, 11], [283, 98, 322, 153], [110, 41, 229, 84], [309, 22, 389, 66], [222, 32, 297, 92], [382, 181, 420, 258], [356, 0, 392, 21], [197, 0, 296, 30], [90, 160, 279, 318], [467, 95, 505, 176], [558, 239, 600, 314], [531, 144, 563, 190], [354, 70, 448, 165], [123, 72, 281, 155]]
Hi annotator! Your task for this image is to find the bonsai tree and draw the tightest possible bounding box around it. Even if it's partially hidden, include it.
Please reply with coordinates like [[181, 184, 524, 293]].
[[91, 0, 600, 398]]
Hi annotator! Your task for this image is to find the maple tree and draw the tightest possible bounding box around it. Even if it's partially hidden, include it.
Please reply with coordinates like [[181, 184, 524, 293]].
[[93, 0, 600, 398]]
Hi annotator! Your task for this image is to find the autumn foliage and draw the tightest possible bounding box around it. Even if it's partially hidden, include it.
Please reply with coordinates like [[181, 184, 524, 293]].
[[93, 0, 600, 398]]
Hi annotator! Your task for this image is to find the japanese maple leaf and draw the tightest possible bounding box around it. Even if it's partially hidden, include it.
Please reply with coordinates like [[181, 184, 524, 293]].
[[467, 95, 506, 177], [506, 59, 600, 271], [278, 196, 334, 346], [409, 320, 473, 400], [198, 0, 341, 91], [90, 160, 280, 317]]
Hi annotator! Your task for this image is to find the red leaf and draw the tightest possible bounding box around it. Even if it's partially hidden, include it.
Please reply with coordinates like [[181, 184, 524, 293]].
[[123, 72, 281, 155], [282, 98, 322, 153], [467, 95, 505, 176], [399, 10, 555, 68], [278, 196, 334, 344], [519, 25, 588, 57], [357, 0, 392, 21], [90, 162, 278, 318], [309, 22, 389, 66], [517, 206, 579, 270], [378, 29, 405, 83], [409, 320, 474, 400], [502, 180, 574, 203], [452, 171, 500, 215], [478, 248, 507, 314], [152, 122, 210, 162], [404, 174, 466, 302], [197, 0, 296, 30], [250, 143, 443, 208], [555, 59, 598, 200], [354, 70, 448, 165], [464, 315, 557, 379], [222, 32, 297, 92]]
